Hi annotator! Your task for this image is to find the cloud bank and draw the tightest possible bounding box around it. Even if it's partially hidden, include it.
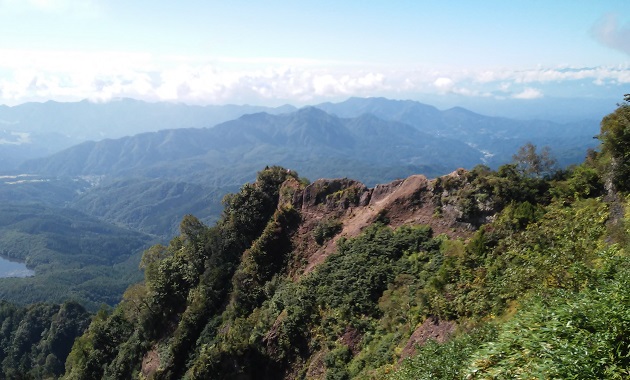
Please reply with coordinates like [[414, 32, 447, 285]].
[[0, 50, 628, 105]]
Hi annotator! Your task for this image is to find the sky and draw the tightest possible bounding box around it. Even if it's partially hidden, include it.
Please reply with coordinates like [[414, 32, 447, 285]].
[[0, 0, 629, 110]]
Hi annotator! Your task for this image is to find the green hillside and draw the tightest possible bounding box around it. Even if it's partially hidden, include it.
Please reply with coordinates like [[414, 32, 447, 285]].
[[0, 204, 155, 309], [55, 96, 630, 380], [0, 97, 626, 379], [0, 301, 90, 379]]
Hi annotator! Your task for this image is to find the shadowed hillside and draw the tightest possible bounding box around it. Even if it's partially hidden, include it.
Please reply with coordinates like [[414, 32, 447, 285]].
[[20, 107, 483, 186]]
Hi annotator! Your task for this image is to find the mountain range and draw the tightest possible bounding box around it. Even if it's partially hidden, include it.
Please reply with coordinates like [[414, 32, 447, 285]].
[[1, 97, 601, 173], [0, 96, 611, 323], [21, 107, 483, 185], [3, 96, 602, 240], [19, 97, 599, 183], [0, 99, 295, 171], [316, 97, 599, 166]]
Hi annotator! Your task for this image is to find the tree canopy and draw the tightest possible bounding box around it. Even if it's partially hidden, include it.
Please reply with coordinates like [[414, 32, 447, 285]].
[[599, 95, 630, 192], [512, 142, 558, 178]]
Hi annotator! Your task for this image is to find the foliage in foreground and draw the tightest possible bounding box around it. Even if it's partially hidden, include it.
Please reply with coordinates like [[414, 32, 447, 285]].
[[468, 264, 630, 379], [60, 157, 627, 379], [57, 98, 630, 379]]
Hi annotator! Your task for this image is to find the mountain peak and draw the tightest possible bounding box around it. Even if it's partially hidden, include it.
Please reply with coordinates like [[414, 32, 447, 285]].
[[444, 106, 481, 116], [296, 106, 332, 117]]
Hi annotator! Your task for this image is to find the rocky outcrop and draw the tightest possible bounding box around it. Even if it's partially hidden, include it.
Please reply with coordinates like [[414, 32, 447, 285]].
[[297, 178, 368, 211], [286, 169, 498, 276], [141, 347, 160, 378], [399, 317, 457, 361]]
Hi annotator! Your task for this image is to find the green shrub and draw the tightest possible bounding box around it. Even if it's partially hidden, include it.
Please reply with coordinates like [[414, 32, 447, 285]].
[[467, 267, 630, 379], [390, 325, 497, 380], [313, 218, 343, 245]]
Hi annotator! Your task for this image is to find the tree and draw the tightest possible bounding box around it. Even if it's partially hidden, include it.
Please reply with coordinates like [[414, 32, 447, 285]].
[[512, 142, 557, 178], [179, 214, 207, 247], [139, 244, 169, 287], [598, 95, 630, 192]]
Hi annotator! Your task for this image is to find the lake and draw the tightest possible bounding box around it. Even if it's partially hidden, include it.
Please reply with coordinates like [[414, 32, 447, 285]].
[[0, 257, 34, 278]]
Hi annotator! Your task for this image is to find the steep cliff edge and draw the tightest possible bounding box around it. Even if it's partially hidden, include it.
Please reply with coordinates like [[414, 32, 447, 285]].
[[63, 159, 620, 380], [284, 169, 494, 276]]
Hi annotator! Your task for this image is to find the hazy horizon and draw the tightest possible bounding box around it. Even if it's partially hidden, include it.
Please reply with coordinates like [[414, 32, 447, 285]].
[[0, 1, 628, 111]]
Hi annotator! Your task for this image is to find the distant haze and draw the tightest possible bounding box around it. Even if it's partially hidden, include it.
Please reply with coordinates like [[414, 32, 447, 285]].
[[0, 1, 627, 110]]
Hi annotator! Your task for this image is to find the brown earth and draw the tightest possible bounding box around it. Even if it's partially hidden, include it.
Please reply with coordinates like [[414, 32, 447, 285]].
[[399, 317, 457, 361], [141, 346, 160, 378], [286, 170, 480, 276], [340, 326, 363, 355], [303, 349, 327, 380]]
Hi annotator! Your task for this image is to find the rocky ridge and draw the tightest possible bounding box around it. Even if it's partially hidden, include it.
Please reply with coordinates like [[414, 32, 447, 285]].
[[280, 168, 495, 277]]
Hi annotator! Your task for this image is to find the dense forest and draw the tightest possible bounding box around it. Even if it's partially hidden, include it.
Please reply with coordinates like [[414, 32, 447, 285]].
[[0, 301, 90, 379], [1, 96, 629, 379], [0, 204, 154, 309]]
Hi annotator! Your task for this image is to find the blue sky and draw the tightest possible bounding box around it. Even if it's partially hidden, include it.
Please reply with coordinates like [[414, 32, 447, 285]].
[[0, 0, 628, 109]]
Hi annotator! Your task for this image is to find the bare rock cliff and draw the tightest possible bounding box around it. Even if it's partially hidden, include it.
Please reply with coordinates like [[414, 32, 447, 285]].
[[284, 169, 494, 276]]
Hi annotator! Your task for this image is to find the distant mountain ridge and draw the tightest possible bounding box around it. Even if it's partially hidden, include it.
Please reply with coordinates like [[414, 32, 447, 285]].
[[1, 97, 600, 172], [314, 97, 599, 166], [20, 97, 600, 187], [20, 107, 484, 186], [0, 98, 296, 170], [0, 98, 296, 140], [7, 96, 603, 240]]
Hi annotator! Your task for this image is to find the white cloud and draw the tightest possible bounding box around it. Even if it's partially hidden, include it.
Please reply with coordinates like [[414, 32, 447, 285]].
[[0, 50, 396, 104], [433, 77, 454, 92], [512, 88, 543, 99], [591, 13, 630, 56], [0, 49, 628, 105], [473, 65, 630, 85]]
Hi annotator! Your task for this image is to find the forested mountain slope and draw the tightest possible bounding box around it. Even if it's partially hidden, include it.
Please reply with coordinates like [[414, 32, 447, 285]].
[[0, 204, 155, 309], [0, 301, 90, 379], [0, 97, 625, 379], [0, 99, 295, 171], [59, 95, 630, 380], [60, 158, 623, 379], [20, 107, 482, 186], [69, 178, 236, 237]]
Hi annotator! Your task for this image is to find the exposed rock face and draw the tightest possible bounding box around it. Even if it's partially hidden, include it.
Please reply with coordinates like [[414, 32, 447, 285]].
[[340, 326, 362, 355], [141, 347, 160, 378], [297, 178, 368, 211], [399, 317, 457, 361], [286, 170, 491, 276], [304, 350, 327, 380]]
